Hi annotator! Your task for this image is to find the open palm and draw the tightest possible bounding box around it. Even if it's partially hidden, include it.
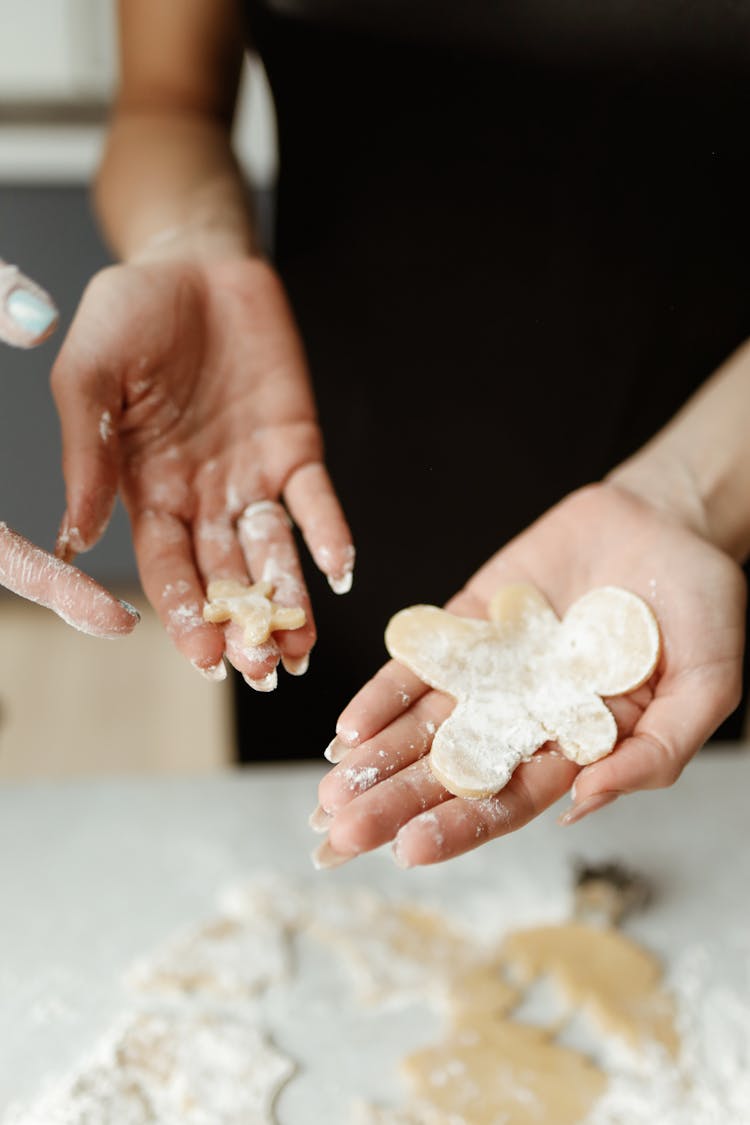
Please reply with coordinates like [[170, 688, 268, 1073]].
[[52, 257, 353, 684], [317, 484, 745, 866]]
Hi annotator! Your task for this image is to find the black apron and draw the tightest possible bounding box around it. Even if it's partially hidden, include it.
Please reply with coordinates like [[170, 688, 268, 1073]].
[[237, 1, 750, 758]]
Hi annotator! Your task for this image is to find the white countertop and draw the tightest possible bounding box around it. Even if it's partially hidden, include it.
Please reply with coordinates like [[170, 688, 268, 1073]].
[[1, 751, 748, 1120]]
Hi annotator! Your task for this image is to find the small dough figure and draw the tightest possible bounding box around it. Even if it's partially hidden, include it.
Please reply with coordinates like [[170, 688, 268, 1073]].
[[203, 579, 305, 647], [385, 584, 660, 798]]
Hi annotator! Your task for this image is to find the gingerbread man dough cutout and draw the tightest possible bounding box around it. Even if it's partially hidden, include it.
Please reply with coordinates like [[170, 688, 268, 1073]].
[[203, 579, 305, 647], [385, 584, 660, 798]]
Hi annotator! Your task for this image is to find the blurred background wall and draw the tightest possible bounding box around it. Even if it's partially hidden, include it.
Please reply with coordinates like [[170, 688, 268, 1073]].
[[0, 0, 278, 776]]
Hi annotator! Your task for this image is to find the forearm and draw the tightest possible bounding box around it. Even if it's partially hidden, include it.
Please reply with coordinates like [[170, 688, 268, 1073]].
[[96, 0, 253, 264], [95, 109, 257, 263], [609, 339, 750, 563]]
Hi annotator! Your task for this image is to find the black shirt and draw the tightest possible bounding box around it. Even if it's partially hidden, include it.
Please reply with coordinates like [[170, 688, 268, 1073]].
[[237, 2, 750, 755]]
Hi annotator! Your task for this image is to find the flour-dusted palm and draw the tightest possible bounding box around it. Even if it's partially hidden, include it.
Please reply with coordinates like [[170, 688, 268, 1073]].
[[51, 257, 354, 686], [385, 584, 660, 799], [316, 484, 746, 867]]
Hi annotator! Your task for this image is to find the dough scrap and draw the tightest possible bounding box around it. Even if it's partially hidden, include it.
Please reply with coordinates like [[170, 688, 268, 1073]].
[[203, 578, 305, 647], [9, 1012, 294, 1125], [310, 892, 475, 1007], [127, 914, 290, 999], [385, 584, 660, 798], [338, 901, 676, 1125]]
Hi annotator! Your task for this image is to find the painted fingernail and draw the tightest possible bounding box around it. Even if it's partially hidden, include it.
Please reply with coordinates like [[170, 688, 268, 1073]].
[[558, 791, 621, 827], [282, 652, 310, 676], [243, 668, 278, 692], [308, 805, 332, 833], [118, 600, 141, 622], [324, 736, 349, 764], [6, 288, 57, 337], [193, 658, 227, 682], [311, 838, 352, 870]]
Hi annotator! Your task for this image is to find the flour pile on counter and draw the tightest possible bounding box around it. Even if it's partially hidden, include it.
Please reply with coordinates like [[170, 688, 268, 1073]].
[[4, 1014, 293, 1125], [4, 875, 750, 1124]]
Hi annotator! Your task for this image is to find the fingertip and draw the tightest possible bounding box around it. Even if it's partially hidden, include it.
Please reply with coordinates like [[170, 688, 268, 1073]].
[[320, 543, 355, 594], [167, 616, 226, 671], [335, 723, 361, 748], [224, 628, 281, 681], [191, 657, 228, 682], [392, 820, 437, 868], [557, 791, 621, 826], [1, 279, 58, 348], [243, 668, 279, 692], [281, 651, 310, 676]]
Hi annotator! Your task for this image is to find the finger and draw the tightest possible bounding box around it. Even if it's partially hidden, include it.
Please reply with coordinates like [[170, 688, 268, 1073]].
[[0, 522, 138, 637], [283, 462, 355, 593], [237, 500, 316, 672], [0, 260, 58, 348], [224, 627, 281, 689], [191, 496, 281, 687], [335, 587, 488, 747], [319, 690, 454, 815], [393, 750, 578, 867], [563, 667, 741, 822], [50, 334, 120, 557], [328, 758, 453, 858], [132, 509, 225, 676], [194, 513, 283, 683]]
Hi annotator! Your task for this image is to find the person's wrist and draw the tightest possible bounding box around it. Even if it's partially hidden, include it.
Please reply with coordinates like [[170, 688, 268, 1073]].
[[609, 441, 750, 563], [606, 451, 714, 544], [128, 218, 256, 267]]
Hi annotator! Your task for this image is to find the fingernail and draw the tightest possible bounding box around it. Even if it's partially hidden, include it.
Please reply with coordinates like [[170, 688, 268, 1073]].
[[324, 736, 350, 764], [309, 805, 332, 833], [6, 288, 57, 337], [282, 652, 310, 676], [558, 791, 621, 827], [118, 599, 141, 622], [193, 658, 227, 682], [311, 838, 352, 870], [243, 668, 278, 692], [328, 569, 354, 595]]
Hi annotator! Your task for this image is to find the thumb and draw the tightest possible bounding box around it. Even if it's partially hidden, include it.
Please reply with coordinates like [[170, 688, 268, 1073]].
[[561, 666, 742, 823]]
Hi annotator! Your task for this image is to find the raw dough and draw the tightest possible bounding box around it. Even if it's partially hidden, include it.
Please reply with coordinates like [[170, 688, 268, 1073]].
[[385, 584, 660, 797], [501, 923, 678, 1056], [333, 896, 677, 1125], [203, 579, 305, 647]]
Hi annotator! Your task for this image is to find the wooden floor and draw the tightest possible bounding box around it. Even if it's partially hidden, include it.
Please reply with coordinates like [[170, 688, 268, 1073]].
[[0, 593, 234, 778]]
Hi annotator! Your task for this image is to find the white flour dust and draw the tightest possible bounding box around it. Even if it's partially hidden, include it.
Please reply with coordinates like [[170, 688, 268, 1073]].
[[6, 877, 750, 1124], [4, 1014, 293, 1125]]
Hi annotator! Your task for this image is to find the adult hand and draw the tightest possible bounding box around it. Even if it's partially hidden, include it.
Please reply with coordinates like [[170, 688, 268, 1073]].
[[0, 259, 138, 637], [51, 255, 353, 686], [314, 483, 745, 867]]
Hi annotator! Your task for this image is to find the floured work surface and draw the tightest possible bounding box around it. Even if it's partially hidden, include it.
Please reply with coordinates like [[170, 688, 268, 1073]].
[[4, 872, 749, 1124], [1, 763, 750, 1122]]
